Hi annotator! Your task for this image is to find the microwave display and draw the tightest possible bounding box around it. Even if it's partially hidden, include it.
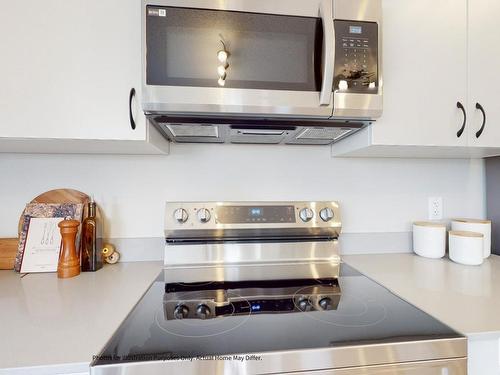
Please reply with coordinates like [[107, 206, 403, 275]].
[[333, 20, 379, 94], [349, 26, 363, 34]]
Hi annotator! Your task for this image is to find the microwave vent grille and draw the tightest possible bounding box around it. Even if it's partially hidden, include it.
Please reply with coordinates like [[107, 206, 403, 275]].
[[165, 124, 219, 138], [296, 127, 353, 140]]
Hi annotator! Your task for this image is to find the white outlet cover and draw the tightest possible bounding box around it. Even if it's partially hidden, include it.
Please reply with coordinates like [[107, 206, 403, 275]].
[[428, 197, 443, 220]]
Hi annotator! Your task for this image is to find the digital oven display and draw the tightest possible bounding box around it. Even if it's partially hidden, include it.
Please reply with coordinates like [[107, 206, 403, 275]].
[[250, 208, 263, 217], [216, 206, 296, 224]]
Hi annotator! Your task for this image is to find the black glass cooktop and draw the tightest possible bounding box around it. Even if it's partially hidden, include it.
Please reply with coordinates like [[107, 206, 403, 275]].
[[92, 264, 461, 366]]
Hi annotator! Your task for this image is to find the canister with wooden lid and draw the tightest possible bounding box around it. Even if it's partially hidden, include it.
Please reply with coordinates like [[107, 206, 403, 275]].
[[412, 221, 447, 259], [449, 230, 484, 266], [451, 219, 491, 258]]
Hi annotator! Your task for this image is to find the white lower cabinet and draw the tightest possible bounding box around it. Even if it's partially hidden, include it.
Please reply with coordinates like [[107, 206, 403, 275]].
[[332, 0, 500, 158], [0, 0, 168, 154], [468, 334, 500, 375]]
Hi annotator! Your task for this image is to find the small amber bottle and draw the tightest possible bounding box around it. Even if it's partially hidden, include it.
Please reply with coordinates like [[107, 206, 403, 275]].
[[80, 199, 103, 272]]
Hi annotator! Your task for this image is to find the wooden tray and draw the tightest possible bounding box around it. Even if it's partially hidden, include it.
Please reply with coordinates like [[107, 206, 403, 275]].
[[0, 238, 18, 270]]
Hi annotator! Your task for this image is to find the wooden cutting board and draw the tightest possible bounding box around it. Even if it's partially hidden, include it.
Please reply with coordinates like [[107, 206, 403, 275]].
[[0, 238, 18, 270]]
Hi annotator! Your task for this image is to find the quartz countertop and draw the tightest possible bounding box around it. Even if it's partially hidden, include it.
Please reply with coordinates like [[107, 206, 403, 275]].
[[0, 261, 163, 374], [3, 254, 500, 374], [343, 253, 500, 336]]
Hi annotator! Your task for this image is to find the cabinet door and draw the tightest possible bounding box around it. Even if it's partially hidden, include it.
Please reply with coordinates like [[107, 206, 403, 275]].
[[468, 0, 500, 147], [371, 0, 468, 147], [0, 0, 144, 141]]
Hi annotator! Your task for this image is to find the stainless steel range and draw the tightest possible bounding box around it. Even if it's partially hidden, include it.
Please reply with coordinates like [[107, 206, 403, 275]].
[[91, 201, 467, 374]]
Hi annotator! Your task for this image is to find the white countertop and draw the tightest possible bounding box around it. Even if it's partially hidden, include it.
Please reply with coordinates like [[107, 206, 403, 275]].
[[0, 261, 163, 373], [343, 253, 500, 337], [3, 254, 500, 373]]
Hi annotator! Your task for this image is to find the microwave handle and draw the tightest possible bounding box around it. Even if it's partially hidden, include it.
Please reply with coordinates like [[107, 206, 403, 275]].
[[319, 0, 334, 106]]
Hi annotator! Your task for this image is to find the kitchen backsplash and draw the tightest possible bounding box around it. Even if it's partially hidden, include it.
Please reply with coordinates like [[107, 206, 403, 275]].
[[0, 144, 485, 239]]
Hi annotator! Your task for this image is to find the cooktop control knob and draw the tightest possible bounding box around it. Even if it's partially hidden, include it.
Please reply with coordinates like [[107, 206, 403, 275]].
[[297, 297, 312, 312], [173, 305, 189, 319], [299, 208, 314, 222], [197, 208, 211, 223], [196, 304, 211, 319], [320, 207, 334, 222], [174, 208, 188, 223], [318, 297, 333, 310]]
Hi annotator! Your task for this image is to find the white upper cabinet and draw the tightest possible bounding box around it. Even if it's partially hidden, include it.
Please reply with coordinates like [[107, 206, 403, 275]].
[[467, 0, 500, 148], [374, 0, 468, 147], [332, 0, 500, 158], [0, 1, 168, 154]]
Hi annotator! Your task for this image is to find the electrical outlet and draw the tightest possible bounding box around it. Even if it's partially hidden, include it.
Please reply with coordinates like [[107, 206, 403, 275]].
[[428, 197, 443, 220]]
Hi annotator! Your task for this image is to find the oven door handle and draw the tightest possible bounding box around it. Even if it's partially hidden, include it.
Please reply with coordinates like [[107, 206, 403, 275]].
[[319, 0, 334, 106]]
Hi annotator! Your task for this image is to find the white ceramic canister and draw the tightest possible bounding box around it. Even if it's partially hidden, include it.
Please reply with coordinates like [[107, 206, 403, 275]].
[[451, 219, 491, 258], [412, 222, 447, 259], [449, 231, 484, 266]]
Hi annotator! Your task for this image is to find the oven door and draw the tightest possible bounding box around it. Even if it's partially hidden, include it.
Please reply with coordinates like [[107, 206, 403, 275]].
[[142, 0, 334, 118]]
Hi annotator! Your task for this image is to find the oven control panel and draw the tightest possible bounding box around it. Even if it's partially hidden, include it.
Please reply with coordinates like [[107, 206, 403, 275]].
[[333, 20, 379, 94], [164, 201, 342, 239], [216, 205, 296, 224]]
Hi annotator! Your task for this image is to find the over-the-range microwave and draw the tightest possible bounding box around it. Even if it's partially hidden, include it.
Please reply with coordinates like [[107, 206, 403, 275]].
[[142, 0, 382, 145]]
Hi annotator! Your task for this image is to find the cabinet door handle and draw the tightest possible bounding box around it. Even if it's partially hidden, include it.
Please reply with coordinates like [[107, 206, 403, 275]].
[[456, 101, 466, 138], [475, 102, 486, 138], [129, 88, 136, 130]]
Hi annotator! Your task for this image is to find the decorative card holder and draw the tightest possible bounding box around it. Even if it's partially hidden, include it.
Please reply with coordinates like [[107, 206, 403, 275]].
[[15, 203, 83, 273]]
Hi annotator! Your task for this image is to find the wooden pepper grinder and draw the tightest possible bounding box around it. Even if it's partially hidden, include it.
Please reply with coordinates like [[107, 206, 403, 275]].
[[57, 219, 81, 279]]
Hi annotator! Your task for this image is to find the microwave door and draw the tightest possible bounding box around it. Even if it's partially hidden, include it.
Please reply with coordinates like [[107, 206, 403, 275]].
[[142, 0, 335, 118]]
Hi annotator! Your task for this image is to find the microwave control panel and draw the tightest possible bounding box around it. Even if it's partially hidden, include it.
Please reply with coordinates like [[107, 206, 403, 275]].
[[333, 20, 379, 94]]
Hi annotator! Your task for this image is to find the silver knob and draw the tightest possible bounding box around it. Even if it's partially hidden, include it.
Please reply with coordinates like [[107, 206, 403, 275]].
[[299, 208, 314, 222], [297, 297, 312, 312], [197, 208, 211, 223], [173, 305, 189, 319], [174, 208, 188, 223], [196, 304, 211, 319], [319, 297, 333, 310], [320, 207, 334, 222]]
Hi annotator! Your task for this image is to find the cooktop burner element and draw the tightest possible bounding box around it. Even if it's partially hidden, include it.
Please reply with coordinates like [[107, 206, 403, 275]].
[[164, 278, 341, 320], [156, 290, 253, 338]]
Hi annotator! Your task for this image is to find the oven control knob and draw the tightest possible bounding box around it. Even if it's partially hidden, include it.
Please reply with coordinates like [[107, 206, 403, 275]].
[[320, 207, 334, 222], [197, 209, 211, 223], [174, 305, 189, 319], [318, 297, 333, 311], [297, 297, 312, 312], [299, 208, 314, 222], [174, 208, 189, 223], [196, 304, 211, 319]]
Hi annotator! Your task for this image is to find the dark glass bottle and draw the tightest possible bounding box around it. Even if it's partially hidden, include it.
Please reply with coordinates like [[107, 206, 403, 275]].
[[80, 200, 103, 272]]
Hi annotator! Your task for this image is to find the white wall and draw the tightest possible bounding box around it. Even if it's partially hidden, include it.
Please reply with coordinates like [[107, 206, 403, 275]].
[[0, 144, 485, 239]]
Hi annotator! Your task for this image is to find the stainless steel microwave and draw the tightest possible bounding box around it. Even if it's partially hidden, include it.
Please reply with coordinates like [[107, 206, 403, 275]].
[[142, 0, 383, 145]]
